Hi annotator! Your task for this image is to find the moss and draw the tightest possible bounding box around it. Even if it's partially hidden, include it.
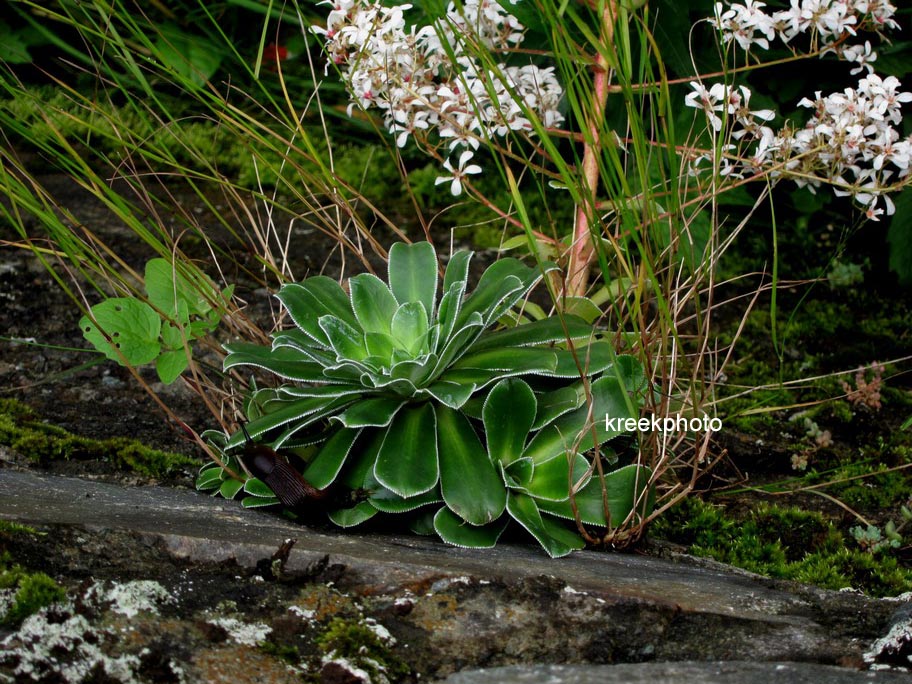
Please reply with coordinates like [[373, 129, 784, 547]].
[[792, 549, 912, 597], [827, 465, 910, 512], [258, 641, 300, 664], [0, 568, 67, 628], [651, 497, 912, 597], [316, 618, 409, 682], [0, 398, 198, 479], [0, 520, 40, 537]]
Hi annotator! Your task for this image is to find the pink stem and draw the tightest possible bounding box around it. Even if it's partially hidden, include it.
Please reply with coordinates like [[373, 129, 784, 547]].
[[565, 3, 616, 299]]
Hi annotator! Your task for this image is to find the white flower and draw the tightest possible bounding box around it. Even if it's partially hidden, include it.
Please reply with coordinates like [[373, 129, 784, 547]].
[[316, 0, 562, 191], [843, 41, 877, 76], [435, 150, 482, 196]]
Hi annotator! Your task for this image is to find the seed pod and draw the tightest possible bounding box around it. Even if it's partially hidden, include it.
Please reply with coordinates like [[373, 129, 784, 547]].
[[240, 426, 330, 508]]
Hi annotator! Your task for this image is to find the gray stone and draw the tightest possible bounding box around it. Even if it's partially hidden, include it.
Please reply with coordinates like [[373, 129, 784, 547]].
[[0, 470, 908, 675], [440, 662, 912, 684]]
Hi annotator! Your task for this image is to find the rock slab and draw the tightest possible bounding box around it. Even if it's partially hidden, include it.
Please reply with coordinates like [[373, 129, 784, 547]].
[[0, 470, 910, 679]]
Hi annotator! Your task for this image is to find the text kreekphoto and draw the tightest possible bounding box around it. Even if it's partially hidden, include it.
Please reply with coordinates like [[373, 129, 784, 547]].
[[605, 414, 723, 434]]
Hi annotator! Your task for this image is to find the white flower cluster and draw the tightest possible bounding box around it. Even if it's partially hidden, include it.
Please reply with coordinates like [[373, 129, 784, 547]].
[[314, 0, 564, 195], [686, 74, 912, 220], [713, 0, 899, 75], [690, 1, 909, 219]]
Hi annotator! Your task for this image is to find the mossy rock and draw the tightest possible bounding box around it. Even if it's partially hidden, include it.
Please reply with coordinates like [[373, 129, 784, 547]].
[[0, 398, 198, 479], [651, 498, 912, 597]]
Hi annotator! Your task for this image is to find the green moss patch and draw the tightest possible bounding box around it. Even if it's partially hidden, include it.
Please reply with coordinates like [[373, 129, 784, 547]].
[[0, 398, 198, 479], [652, 498, 912, 597], [0, 568, 67, 628], [316, 617, 409, 682]]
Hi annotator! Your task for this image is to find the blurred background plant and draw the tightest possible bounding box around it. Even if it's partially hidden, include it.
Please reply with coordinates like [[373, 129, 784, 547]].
[[0, 0, 910, 564]]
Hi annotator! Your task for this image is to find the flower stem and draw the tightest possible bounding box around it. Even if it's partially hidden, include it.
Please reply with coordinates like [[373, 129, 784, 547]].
[[565, 1, 616, 299]]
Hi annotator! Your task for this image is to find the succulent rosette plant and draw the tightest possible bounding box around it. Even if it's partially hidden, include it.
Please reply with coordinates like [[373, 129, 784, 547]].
[[199, 242, 652, 556]]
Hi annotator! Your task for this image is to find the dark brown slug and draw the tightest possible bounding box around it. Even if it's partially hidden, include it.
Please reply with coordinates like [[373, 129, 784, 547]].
[[240, 425, 331, 509]]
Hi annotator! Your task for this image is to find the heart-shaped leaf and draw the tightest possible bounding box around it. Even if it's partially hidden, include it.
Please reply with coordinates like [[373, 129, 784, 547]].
[[80, 298, 161, 366]]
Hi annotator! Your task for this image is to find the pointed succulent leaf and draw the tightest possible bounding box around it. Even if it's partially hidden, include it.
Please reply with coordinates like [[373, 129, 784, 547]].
[[272, 400, 357, 449], [452, 346, 559, 374], [431, 314, 485, 376], [270, 329, 318, 353], [365, 332, 396, 361], [364, 467, 442, 513], [417, 381, 476, 409], [319, 315, 368, 361], [537, 464, 654, 527], [388, 241, 438, 321], [328, 500, 378, 527], [272, 332, 336, 364], [502, 458, 534, 488], [470, 315, 596, 352], [219, 478, 244, 500], [390, 302, 430, 356], [436, 405, 507, 526], [465, 260, 557, 328], [228, 395, 354, 448], [550, 342, 615, 378], [456, 259, 534, 327], [427, 324, 440, 353], [433, 508, 508, 549], [276, 277, 356, 346], [338, 430, 384, 489], [218, 455, 241, 480], [366, 376, 418, 397], [442, 348, 559, 388], [223, 344, 329, 383], [374, 403, 439, 497], [562, 296, 603, 323], [243, 477, 276, 498], [436, 281, 467, 350], [506, 492, 585, 558], [458, 274, 524, 329], [301, 427, 362, 489], [323, 362, 371, 383], [349, 273, 399, 335], [242, 496, 281, 508], [277, 385, 365, 400], [522, 375, 637, 463], [195, 467, 223, 491], [532, 385, 586, 430], [483, 378, 537, 465], [202, 429, 229, 449], [334, 398, 405, 429], [443, 249, 473, 293], [390, 355, 437, 386], [523, 452, 592, 502]]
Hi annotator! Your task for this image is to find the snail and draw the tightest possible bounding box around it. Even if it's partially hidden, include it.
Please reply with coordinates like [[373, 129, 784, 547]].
[[240, 425, 331, 509]]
